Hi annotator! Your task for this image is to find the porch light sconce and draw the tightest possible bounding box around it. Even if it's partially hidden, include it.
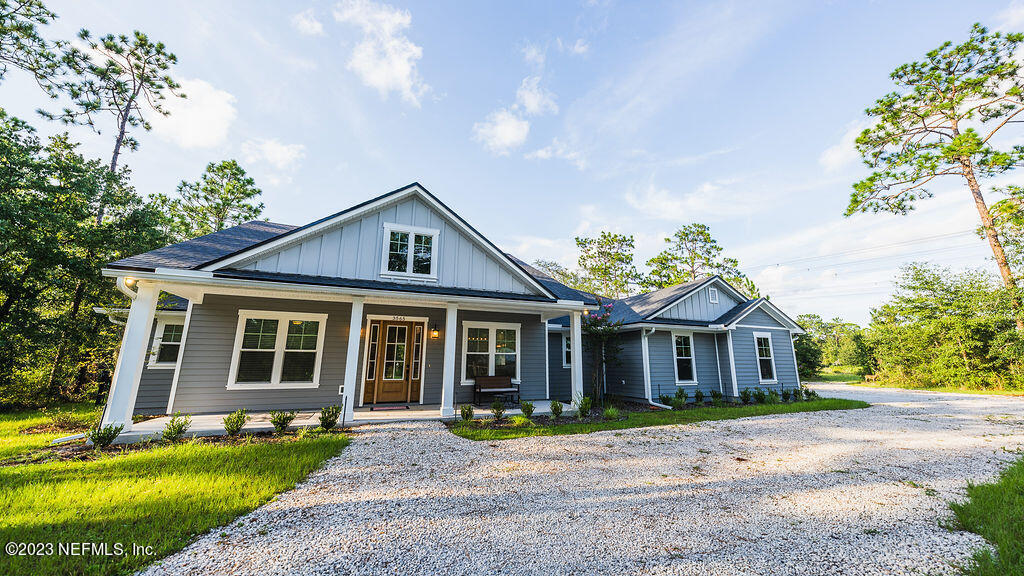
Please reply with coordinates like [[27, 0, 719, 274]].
[[430, 324, 440, 339]]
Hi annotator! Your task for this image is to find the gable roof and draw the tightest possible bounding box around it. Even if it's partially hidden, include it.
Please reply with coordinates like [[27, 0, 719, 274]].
[[714, 297, 803, 331]]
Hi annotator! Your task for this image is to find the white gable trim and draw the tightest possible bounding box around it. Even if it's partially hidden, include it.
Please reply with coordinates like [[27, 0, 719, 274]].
[[726, 299, 803, 332], [198, 184, 556, 300], [646, 276, 745, 321]]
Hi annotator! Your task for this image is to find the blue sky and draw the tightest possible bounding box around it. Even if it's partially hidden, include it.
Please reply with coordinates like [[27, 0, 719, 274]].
[[3, 0, 1020, 324]]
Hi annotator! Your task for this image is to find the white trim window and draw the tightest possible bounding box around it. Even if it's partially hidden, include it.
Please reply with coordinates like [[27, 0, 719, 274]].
[[672, 331, 696, 384], [461, 321, 520, 385], [148, 319, 185, 368], [561, 333, 571, 369], [708, 287, 719, 304], [380, 223, 439, 280], [227, 310, 328, 389], [754, 331, 777, 382]]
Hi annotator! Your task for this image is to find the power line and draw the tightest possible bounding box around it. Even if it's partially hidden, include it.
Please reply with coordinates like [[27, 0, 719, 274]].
[[744, 243, 985, 275]]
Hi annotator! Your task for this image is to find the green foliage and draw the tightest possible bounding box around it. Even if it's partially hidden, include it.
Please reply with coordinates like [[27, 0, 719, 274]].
[[793, 332, 824, 379], [161, 412, 190, 442], [508, 415, 532, 428], [867, 264, 1023, 390], [223, 409, 248, 437], [658, 394, 672, 405], [152, 160, 264, 242], [670, 396, 687, 411], [85, 422, 122, 448], [752, 388, 767, 404], [41, 405, 95, 429], [0, 0, 67, 93], [460, 404, 474, 421], [318, 405, 340, 431], [781, 388, 792, 402], [575, 232, 641, 299], [519, 400, 534, 418], [739, 388, 752, 404], [269, 410, 296, 434], [767, 390, 780, 404], [792, 387, 804, 402], [602, 406, 621, 420], [531, 259, 586, 292], [575, 395, 592, 418], [581, 297, 623, 402], [693, 389, 704, 405], [674, 387, 687, 401], [489, 400, 505, 420], [950, 455, 1024, 576], [709, 390, 724, 407], [641, 223, 757, 296], [549, 400, 563, 418]]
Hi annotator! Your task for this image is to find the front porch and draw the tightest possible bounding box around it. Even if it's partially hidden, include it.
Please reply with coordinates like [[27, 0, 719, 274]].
[[115, 400, 566, 444]]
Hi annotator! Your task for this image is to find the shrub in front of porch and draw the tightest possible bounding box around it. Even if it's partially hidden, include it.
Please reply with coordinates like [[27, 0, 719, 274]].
[[223, 409, 249, 437], [86, 423, 123, 448], [162, 413, 192, 443], [460, 404, 474, 421], [520, 401, 535, 418], [549, 400, 563, 418], [270, 410, 297, 434], [489, 401, 505, 420], [319, 405, 341, 431]]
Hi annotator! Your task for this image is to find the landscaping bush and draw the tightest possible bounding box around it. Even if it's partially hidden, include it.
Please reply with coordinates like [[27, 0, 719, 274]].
[[781, 389, 792, 402], [509, 415, 533, 428], [670, 396, 687, 410], [767, 390, 780, 404], [520, 400, 535, 418], [752, 388, 768, 404], [319, 405, 341, 431], [223, 409, 248, 437], [658, 394, 672, 405], [86, 423, 123, 448], [490, 400, 506, 420], [460, 404, 474, 421], [549, 400, 563, 418], [693, 390, 704, 405], [602, 406, 621, 420], [709, 390, 724, 407], [576, 395, 592, 419], [740, 388, 752, 404], [674, 388, 687, 400], [269, 410, 296, 434], [162, 412, 191, 443], [792, 387, 805, 402], [805, 389, 821, 400]]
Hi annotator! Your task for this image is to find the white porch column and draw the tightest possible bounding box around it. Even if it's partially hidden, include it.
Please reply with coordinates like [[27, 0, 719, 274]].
[[341, 297, 364, 423], [102, 281, 159, 431], [440, 303, 458, 418], [569, 311, 584, 400]]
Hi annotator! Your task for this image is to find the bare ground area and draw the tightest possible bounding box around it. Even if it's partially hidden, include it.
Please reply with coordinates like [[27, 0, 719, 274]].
[[140, 384, 1024, 576]]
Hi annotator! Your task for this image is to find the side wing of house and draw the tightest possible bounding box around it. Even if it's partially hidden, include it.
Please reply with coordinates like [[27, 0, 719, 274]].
[[655, 283, 741, 322], [728, 306, 800, 392]]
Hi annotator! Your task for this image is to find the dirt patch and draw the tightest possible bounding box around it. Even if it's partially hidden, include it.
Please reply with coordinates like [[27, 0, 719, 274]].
[[19, 423, 90, 435]]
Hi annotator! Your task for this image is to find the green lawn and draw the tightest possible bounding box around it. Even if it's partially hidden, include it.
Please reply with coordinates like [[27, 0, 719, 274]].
[[0, 402, 98, 461], [450, 398, 870, 441], [808, 366, 864, 383], [0, 408, 349, 576], [950, 456, 1024, 576]]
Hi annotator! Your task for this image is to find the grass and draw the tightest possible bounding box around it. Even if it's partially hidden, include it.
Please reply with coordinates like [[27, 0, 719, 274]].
[[950, 455, 1024, 576], [847, 381, 1024, 397], [809, 365, 864, 383], [0, 434, 349, 576], [0, 402, 98, 461], [449, 398, 870, 441]]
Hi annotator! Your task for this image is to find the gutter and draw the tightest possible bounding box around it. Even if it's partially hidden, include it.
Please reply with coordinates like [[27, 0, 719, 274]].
[[639, 327, 672, 410]]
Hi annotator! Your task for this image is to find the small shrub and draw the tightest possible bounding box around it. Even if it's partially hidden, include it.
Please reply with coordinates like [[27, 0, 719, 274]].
[[709, 390, 724, 406], [752, 387, 768, 404], [674, 388, 687, 400], [740, 388, 752, 404], [509, 415, 533, 428], [549, 400, 563, 418], [319, 405, 341, 430], [670, 397, 687, 411], [602, 406, 621, 420], [460, 404, 475, 421], [86, 423, 123, 448], [269, 410, 296, 434], [576, 395, 592, 419], [162, 412, 191, 443], [490, 400, 506, 420], [223, 409, 249, 437], [805, 389, 821, 400], [792, 387, 804, 401], [767, 390, 780, 404], [658, 394, 673, 405], [781, 389, 792, 402], [693, 390, 705, 405], [520, 400, 535, 418]]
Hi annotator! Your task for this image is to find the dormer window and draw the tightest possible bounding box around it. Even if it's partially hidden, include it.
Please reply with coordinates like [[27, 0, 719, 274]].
[[708, 287, 719, 304], [381, 223, 439, 279]]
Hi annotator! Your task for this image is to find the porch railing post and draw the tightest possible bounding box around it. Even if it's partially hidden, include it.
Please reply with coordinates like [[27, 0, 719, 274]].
[[440, 302, 458, 418], [342, 296, 364, 423]]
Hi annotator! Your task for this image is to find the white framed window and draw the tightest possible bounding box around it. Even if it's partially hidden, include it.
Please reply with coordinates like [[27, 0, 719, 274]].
[[227, 310, 328, 389], [380, 222, 439, 280], [754, 331, 777, 382], [671, 331, 697, 384], [148, 318, 185, 369], [561, 333, 571, 369], [708, 287, 719, 304], [461, 321, 520, 385]]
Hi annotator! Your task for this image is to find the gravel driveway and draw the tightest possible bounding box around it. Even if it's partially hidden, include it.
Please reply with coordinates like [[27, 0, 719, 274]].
[[142, 385, 1024, 576]]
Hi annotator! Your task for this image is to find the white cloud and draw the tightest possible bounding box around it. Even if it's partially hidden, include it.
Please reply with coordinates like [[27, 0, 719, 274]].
[[521, 42, 546, 67], [819, 120, 871, 173], [525, 138, 586, 170], [241, 137, 306, 170], [516, 76, 558, 116], [997, 1, 1024, 31], [334, 0, 429, 106], [558, 37, 589, 55], [472, 109, 530, 155], [150, 78, 237, 149], [624, 178, 770, 222], [291, 8, 325, 36]]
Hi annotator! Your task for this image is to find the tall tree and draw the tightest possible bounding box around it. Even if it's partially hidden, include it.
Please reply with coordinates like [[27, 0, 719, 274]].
[[153, 160, 264, 242], [0, 0, 64, 93], [848, 24, 1024, 327], [575, 232, 641, 299], [532, 259, 586, 292], [642, 223, 759, 297]]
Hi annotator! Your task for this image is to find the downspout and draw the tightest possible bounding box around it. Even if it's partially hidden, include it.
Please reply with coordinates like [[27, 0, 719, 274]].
[[641, 327, 671, 409]]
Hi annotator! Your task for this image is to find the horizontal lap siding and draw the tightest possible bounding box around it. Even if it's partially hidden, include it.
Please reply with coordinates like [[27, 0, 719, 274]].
[[170, 295, 351, 414], [135, 322, 173, 415], [716, 333, 733, 396], [732, 326, 798, 392], [454, 311, 547, 403], [355, 304, 446, 405], [547, 332, 571, 402], [647, 331, 721, 399], [605, 331, 645, 400]]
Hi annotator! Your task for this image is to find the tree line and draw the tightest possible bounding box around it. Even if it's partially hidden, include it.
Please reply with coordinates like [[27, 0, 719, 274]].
[[0, 1, 265, 408]]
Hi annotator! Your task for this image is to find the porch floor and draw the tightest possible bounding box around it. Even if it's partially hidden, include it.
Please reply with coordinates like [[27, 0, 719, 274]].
[[115, 400, 565, 444]]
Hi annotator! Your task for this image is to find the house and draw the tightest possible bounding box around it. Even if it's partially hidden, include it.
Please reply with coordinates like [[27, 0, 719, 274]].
[[99, 183, 803, 431], [547, 277, 804, 405]]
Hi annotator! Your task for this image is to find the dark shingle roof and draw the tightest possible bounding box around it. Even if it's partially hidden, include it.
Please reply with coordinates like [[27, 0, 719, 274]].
[[506, 256, 600, 305], [107, 221, 298, 271]]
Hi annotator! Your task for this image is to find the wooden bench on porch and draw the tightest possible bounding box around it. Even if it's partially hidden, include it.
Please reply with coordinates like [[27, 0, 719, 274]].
[[474, 375, 519, 406]]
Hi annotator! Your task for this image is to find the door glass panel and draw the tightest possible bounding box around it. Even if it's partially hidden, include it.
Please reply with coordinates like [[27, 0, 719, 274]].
[[412, 325, 423, 380], [365, 323, 380, 380], [383, 325, 407, 380]]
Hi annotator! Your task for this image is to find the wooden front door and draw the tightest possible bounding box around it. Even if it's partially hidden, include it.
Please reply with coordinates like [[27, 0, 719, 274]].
[[362, 320, 424, 404]]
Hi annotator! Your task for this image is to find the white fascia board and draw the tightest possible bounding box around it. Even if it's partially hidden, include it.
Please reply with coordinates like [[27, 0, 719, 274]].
[[726, 299, 803, 333]]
